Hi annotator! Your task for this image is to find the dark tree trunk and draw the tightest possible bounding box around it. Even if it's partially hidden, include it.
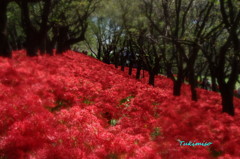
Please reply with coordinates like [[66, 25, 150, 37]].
[[148, 54, 160, 86], [128, 63, 133, 75], [26, 43, 38, 56], [173, 43, 185, 96], [0, 1, 11, 57], [211, 77, 217, 92], [217, 0, 240, 116], [9, 24, 20, 50], [216, 35, 238, 116], [136, 61, 141, 79], [9, 29, 18, 50], [189, 70, 197, 101], [148, 71, 155, 86], [39, 36, 47, 55], [56, 44, 70, 54], [188, 47, 199, 101], [121, 65, 125, 71], [173, 79, 182, 96], [46, 37, 54, 55], [97, 42, 102, 60], [217, 56, 238, 116], [219, 85, 234, 116], [128, 42, 134, 76], [39, 0, 51, 55], [114, 52, 119, 68], [136, 68, 141, 79], [20, 1, 39, 56], [46, 26, 58, 55], [114, 63, 119, 68], [103, 52, 110, 64], [103, 56, 110, 64], [166, 63, 173, 78], [210, 68, 217, 92], [56, 26, 70, 54], [103, 46, 111, 64], [128, 55, 133, 75], [120, 52, 125, 71], [25, 32, 39, 56], [20, 0, 52, 56], [17, 37, 23, 50]]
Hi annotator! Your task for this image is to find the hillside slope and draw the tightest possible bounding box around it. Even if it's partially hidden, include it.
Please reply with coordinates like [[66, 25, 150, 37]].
[[0, 50, 240, 159]]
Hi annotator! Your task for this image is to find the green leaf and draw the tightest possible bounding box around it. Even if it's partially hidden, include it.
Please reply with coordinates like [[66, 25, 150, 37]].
[[83, 98, 94, 105], [109, 119, 118, 126], [119, 95, 135, 105], [151, 127, 162, 140]]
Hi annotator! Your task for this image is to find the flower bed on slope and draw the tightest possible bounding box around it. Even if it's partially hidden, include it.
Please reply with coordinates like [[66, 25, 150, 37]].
[[0, 50, 239, 159]]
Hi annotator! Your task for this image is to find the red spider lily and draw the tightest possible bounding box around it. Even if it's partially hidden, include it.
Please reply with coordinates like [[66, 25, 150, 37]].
[[0, 50, 239, 158]]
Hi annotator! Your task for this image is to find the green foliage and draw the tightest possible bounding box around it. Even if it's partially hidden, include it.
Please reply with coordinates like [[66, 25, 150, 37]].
[[151, 127, 162, 140], [120, 95, 134, 104], [119, 95, 135, 107], [210, 149, 223, 158], [7, 2, 25, 47], [109, 119, 118, 126], [83, 98, 94, 105], [46, 99, 72, 112], [106, 153, 118, 159]]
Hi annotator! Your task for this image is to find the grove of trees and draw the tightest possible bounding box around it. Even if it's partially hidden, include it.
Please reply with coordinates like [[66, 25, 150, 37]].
[[0, 0, 239, 116]]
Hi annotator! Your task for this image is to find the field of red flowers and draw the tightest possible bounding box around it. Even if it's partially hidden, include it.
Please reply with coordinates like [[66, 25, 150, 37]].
[[0, 50, 240, 159]]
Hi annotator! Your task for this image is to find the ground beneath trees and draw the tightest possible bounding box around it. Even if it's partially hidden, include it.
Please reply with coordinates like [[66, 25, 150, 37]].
[[0, 50, 240, 159]]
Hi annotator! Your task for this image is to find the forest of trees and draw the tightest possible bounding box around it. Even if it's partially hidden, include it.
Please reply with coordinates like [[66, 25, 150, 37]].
[[0, 0, 239, 116]]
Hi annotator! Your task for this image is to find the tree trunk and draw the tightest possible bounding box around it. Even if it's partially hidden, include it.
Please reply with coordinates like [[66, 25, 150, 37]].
[[46, 26, 58, 55], [128, 54, 133, 75], [26, 44, 38, 56], [210, 73, 217, 92], [103, 50, 110, 64], [56, 26, 69, 54], [56, 43, 69, 54], [128, 63, 133, 75], [9, 24, 20, 50], [216, 35, 236, 116], [17, 37, 23, 50], [0, 1, 11, 57], [121, 65, 125, 71], [25, 32, 39, 56], [9, 30, 18, 50], [136, 61, 141, 79], [120, 52, 125, 71], [114, 53, 119, 68], [219, 85, 234, 116], [46, 37, 54, 55], [189, 73, 198, 101], [20, 1, 39, 56], [173, 43, 185, 96], [188, 60, 198, 100], [39, 36, 47, 55], [188, 46, 199, 101], [39, 0, 51, 55], [166, 63, 173, 78], [97, 42, 102, 60], [173, 79, 182, 96], [148, 71, 155, 86], [128, 42, 134, 76]]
